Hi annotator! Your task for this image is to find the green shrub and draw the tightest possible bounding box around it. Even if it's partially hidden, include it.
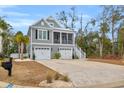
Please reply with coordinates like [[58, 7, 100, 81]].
[[61, 75, 70, 82], [46, 72, 53, 83], [74, 54, 79, 59], [33, 53, 35, 60], [54, 52, 61, 59], [23, 56, 28, 58], [54, 72, 60, 80]]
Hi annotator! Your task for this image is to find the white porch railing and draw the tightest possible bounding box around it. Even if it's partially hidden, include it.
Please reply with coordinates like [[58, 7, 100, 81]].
[[74, 45, 86, 59]]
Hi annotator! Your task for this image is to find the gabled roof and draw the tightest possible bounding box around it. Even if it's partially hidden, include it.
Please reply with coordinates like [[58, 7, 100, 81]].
[[31, 16, 63, 28], [31, 19, 50, 28]]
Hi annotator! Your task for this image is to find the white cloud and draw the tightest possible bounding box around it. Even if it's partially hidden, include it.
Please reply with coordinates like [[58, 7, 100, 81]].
[[0, 10, 30, 17], [0, 5, 30, 17], [7, 19, 35, 27]]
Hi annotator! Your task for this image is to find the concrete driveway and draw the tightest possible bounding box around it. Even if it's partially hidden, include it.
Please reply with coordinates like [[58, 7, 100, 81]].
[[37, 59, 124, 87]]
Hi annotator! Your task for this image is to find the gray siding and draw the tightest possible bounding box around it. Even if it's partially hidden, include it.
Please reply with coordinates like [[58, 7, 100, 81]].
[[46, 19, 61, 28], [33, 19, 50, 28], [31, 28, 52, 43]]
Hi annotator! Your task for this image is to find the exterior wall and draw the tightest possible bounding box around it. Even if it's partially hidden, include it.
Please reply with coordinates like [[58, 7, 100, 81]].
[[46, 19, 61, 28], [31, 28, 52, 43]]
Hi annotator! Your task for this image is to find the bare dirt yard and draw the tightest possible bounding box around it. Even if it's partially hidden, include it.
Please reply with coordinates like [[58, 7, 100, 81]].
[[0, 61, 62, 87], [87, 58, 124, 66]]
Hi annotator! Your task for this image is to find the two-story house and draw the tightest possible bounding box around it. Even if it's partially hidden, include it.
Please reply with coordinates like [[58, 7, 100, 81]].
[[28, 16, 85, 60]]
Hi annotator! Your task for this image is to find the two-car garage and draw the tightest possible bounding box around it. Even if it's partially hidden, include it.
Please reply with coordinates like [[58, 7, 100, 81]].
[[33, 47, 73, 60]]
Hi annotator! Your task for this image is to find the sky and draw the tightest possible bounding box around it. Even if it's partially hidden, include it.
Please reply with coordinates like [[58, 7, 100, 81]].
[[0, 5, 101, 35]]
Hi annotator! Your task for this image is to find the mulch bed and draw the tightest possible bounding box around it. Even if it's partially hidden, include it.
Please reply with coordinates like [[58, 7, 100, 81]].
[[0, 61, 62, 87], [87, 58, 124, 66]]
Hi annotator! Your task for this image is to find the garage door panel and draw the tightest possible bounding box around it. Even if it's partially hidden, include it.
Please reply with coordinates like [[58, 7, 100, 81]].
[[34, 47, 51, 60], [59, 48, 72, 59]]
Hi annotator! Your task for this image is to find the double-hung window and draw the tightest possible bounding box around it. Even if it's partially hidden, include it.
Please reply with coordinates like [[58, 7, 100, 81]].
[[38, 30, 48, 40]]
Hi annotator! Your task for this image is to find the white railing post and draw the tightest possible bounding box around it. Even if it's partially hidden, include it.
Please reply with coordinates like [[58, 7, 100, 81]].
[[74, 45, 86, 59]]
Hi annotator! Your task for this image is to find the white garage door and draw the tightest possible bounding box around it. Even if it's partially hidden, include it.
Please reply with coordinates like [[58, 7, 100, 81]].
[[59, 48, 72, 59], [34, 47, 51, 60]]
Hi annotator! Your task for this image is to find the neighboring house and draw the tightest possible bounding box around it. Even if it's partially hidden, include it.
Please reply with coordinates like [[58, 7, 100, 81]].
[[0, 28, 3, 53], [28, 16, 85, 60]]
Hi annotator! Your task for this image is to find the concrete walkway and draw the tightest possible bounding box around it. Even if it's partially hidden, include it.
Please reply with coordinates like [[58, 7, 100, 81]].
[[37, 59, 124, 87]]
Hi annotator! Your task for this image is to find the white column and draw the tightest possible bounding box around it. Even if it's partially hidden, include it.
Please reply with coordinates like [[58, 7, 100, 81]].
[[52, 31, 53, 44], [60, 32, 62, 44], [67, 33, 68, 44]]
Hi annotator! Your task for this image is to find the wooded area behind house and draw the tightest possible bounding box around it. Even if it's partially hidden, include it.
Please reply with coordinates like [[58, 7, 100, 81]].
[[56, 6, 124, 59]]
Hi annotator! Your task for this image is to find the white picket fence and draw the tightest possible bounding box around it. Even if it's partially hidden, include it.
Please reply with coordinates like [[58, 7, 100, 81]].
[[10, 53, 28, 59]]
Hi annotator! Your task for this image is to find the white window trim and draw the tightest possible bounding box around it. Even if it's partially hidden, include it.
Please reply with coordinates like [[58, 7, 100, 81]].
[[38, 30, 48, 40]]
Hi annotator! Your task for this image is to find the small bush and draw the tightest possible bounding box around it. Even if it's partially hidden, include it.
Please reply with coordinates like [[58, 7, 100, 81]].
[[23, 56, 28, 59], [46, 72, 53, 83], [54, 52, 61, 59], [54, 72, 60, 80], [33, 53, 35, 60], [61, 75, 70, 82], [74, 55, 79, 59]]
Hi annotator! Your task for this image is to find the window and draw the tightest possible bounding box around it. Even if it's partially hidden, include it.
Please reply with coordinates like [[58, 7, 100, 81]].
[[62, 33, 67, 44], [54, 32, 60, 44], [68, 34, 73, 44], [39, 31, 42, 39], [35, 29, 38, 39], [43, 31, 47, 39], [38, 30, 48, 40]]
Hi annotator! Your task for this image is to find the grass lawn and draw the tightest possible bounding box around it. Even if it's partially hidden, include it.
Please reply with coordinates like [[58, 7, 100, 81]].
[[0, 61, 62, 87], [87, 58, 124, 66]]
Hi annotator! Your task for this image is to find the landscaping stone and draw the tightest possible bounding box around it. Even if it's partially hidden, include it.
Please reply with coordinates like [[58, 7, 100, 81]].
[[39, 80, 74, 88]]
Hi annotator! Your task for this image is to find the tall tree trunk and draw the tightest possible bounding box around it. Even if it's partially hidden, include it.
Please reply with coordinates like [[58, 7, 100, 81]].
[[112, 16, 115, 55], [99, 40, 103, 57], [20, 42, 24, 60], [122, 43, 124, 58], [112, 28, 115, 55], [18, 44, 21, 59]]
